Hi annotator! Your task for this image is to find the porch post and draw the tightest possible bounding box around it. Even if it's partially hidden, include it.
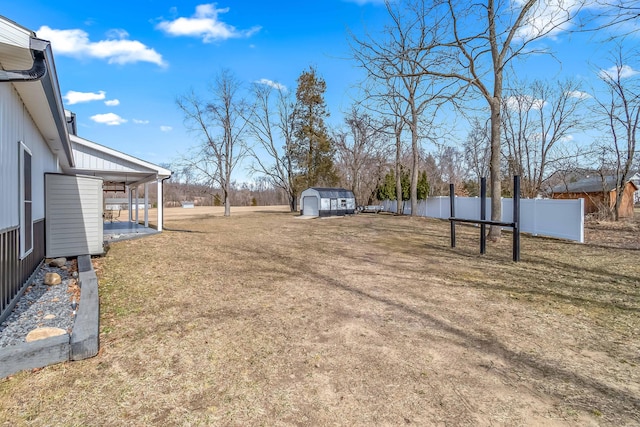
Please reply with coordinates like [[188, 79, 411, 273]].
[[144, 182, 149, 227], [134, 186, 139, 226], [127, 186, 132, 222], [157, 178, 164, 232]]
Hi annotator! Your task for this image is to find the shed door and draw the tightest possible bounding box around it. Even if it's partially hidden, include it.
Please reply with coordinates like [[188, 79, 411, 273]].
[[303, 196, 319, 216], [45, 174, 104, 257]]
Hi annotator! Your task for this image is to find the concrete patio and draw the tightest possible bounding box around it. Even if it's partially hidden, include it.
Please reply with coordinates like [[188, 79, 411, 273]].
[[103, 220, 159, 243]]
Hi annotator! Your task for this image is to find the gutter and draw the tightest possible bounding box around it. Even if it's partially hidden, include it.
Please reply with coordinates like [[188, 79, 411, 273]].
[[0, 38, 47, 82], [0, 35, 74, 168]]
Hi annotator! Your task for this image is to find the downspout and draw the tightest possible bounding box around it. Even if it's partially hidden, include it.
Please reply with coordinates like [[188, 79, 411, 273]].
[[0, 38, 48, 82]]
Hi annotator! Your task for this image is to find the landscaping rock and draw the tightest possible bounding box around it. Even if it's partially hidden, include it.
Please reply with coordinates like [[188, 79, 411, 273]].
[[44, 273, 62, 286], [25, 327, 67, 342], [49, 258, 67, 268]]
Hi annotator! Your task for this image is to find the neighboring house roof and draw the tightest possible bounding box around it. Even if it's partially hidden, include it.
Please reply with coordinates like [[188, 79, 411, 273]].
[[551, 175, 639, 194], [0, 15, 73, 167]]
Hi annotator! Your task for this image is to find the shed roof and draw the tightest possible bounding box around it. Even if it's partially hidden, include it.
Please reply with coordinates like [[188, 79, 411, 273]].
[[307, 187, 355, 198], [551, 175, 638, 194]]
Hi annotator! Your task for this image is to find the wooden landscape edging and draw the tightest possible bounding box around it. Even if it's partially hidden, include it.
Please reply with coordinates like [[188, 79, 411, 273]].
[[0, 255, 99, 378]]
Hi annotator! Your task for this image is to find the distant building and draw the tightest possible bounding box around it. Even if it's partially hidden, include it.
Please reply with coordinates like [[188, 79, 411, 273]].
[[551, 176, 638, 218], [105, 198, 151, 210]]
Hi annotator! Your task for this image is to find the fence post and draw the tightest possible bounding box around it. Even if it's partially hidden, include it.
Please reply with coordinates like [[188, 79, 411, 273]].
[[513, 175, 520, 262], [480, 177, 486, 254], [450, 184, 456, 248]]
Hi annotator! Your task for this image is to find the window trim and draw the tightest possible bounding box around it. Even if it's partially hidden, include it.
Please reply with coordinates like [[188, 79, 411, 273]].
[[19, 141, 33, 259]]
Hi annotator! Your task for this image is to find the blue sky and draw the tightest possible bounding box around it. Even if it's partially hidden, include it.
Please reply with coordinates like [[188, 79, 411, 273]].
[[3, 1, 391, 172], [2, 1, 636, 180]]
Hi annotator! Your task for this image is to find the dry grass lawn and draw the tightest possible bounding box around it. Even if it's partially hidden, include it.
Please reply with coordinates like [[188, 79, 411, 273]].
[[1, 206, 639, 426]]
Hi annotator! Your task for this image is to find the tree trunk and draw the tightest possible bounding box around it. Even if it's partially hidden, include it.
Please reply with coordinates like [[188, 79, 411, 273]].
[[409, 106, 419, 216], [224, 181, 231, 216], [395, 127, 403, 215], [488, 97, 502, 241]]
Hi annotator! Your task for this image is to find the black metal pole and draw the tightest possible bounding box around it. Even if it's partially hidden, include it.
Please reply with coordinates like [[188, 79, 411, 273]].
[[450, 183, 456, 248], [480, 177, 486, 254], [513, 175, 520, 262]]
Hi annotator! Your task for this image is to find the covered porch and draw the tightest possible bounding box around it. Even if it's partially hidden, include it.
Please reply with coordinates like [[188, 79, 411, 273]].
[[67, 134, 172, 242]]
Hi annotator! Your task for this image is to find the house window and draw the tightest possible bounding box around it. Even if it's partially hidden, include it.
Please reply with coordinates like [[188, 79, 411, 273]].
[[20, 142, 33, 258]]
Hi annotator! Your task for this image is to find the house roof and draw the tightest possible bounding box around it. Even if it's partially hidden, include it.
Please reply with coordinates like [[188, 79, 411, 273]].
[[0, 16, 73, 168], [68, 134, 172, 186], [551, 175, 638, 194]]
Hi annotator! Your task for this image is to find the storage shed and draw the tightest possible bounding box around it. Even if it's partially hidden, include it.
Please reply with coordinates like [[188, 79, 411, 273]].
[[300, 188, 356, 217]]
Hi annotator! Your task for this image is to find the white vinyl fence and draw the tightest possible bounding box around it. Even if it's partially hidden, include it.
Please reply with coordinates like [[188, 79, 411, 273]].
[[382, 197, 584, 243]]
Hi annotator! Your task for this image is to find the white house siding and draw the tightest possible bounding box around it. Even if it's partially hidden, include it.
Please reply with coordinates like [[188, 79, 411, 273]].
[[0, 83, 59, 230], [72, 140, 148, 173], [45, 174, 103, 257]]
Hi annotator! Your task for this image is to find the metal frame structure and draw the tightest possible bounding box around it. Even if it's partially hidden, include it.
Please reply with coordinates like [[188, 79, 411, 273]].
[[449, 176, 521, 262]]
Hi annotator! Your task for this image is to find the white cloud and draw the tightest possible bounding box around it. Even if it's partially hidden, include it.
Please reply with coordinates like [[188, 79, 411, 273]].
[[133, 119, 150, 124], [160, 125, 173, 132], [255, 78, 286, 91], [505, 95, 546, 111], [90, 113, 127, 126], [156, 4, 261, 42], [566, 90, 591, 99], [599, 64, 639, 80], [514, 0, 582, 41], [36, 26, 166, 67], [63, 90, 105, 105], [105, 99, 120, 106]]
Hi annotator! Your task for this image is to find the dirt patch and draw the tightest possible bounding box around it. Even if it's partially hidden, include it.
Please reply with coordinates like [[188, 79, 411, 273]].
[[1, 208, 638, 426]]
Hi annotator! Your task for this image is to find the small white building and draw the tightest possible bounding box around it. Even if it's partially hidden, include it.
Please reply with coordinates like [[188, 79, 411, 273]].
[[300, 188, 356, 217], [105, 198, 151, 210]]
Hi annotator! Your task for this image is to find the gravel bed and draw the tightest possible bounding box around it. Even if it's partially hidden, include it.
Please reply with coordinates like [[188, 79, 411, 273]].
[[0, 259, 79, 348]]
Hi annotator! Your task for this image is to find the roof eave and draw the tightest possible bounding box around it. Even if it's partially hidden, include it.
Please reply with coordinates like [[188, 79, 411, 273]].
[[0, 16, 73, 168]]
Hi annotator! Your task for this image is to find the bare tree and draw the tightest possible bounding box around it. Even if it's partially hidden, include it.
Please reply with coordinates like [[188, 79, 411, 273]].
[[350, 0, 449, 216], [247, 81, 299, 211], [463, 117, 491, 186], [586, 1, 640, 38], [501, 79, 587, 197], [177, 69, 248, 216], [591, 47, 639, 220], [374, 0, 585, 238], [334, 107, 390, 204]]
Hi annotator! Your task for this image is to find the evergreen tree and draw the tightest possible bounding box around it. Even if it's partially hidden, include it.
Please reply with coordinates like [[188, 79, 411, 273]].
[[291, 67, 338, 189], [376, 167, 422, 202], [417, 170, 430, 200], [376, 169, 396, 201]]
